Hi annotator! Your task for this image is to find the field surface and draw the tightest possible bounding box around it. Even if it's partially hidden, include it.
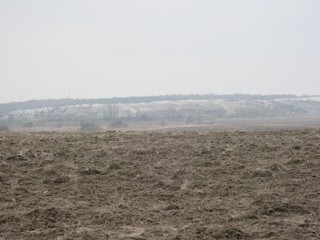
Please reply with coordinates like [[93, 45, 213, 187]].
[[0, 129, 320, 239]]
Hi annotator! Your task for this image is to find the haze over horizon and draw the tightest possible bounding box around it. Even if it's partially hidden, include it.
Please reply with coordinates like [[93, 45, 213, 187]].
[[1, 0, 319, 103]]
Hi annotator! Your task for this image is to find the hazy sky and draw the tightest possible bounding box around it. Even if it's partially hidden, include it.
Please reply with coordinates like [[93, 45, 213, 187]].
[[0, 0, 319, 103]]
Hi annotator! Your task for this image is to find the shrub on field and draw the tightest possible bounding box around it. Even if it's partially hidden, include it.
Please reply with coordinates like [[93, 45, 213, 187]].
[[79, 120, 101, 132], [22, 121, 34, 128], [0, 125, 9, 132], [160, 119, 167, 126], [109, 120, 127, 128], [185, 115, 196, 125]]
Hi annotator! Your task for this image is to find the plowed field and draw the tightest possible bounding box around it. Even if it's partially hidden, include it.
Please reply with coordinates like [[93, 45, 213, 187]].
[[0, 129, 320, 239]]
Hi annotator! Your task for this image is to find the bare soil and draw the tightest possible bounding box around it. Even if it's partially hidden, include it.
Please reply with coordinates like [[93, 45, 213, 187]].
[[0, 129, 319, 239]]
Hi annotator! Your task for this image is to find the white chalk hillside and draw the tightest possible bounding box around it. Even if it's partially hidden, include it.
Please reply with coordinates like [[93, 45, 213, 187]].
[[2, 96, 320, 121]]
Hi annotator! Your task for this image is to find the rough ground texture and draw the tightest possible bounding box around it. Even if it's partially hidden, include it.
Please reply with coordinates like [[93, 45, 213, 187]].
[[0, 129, 319, 240]]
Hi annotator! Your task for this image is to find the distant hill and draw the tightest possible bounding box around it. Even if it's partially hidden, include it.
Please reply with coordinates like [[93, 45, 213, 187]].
[[1, 94, 320, 124], [0, 94, 302, 116]]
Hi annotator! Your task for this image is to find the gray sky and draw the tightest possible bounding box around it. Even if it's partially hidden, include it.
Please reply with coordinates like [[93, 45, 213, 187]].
[[0, 0, 319, 103]]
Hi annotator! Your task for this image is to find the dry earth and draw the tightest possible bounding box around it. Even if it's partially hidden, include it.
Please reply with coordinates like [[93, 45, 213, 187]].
[[0, 129, 320, 239]]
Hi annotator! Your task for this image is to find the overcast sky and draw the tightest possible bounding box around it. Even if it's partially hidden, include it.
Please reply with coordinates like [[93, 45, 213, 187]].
[[0, 0, 319, 103]]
